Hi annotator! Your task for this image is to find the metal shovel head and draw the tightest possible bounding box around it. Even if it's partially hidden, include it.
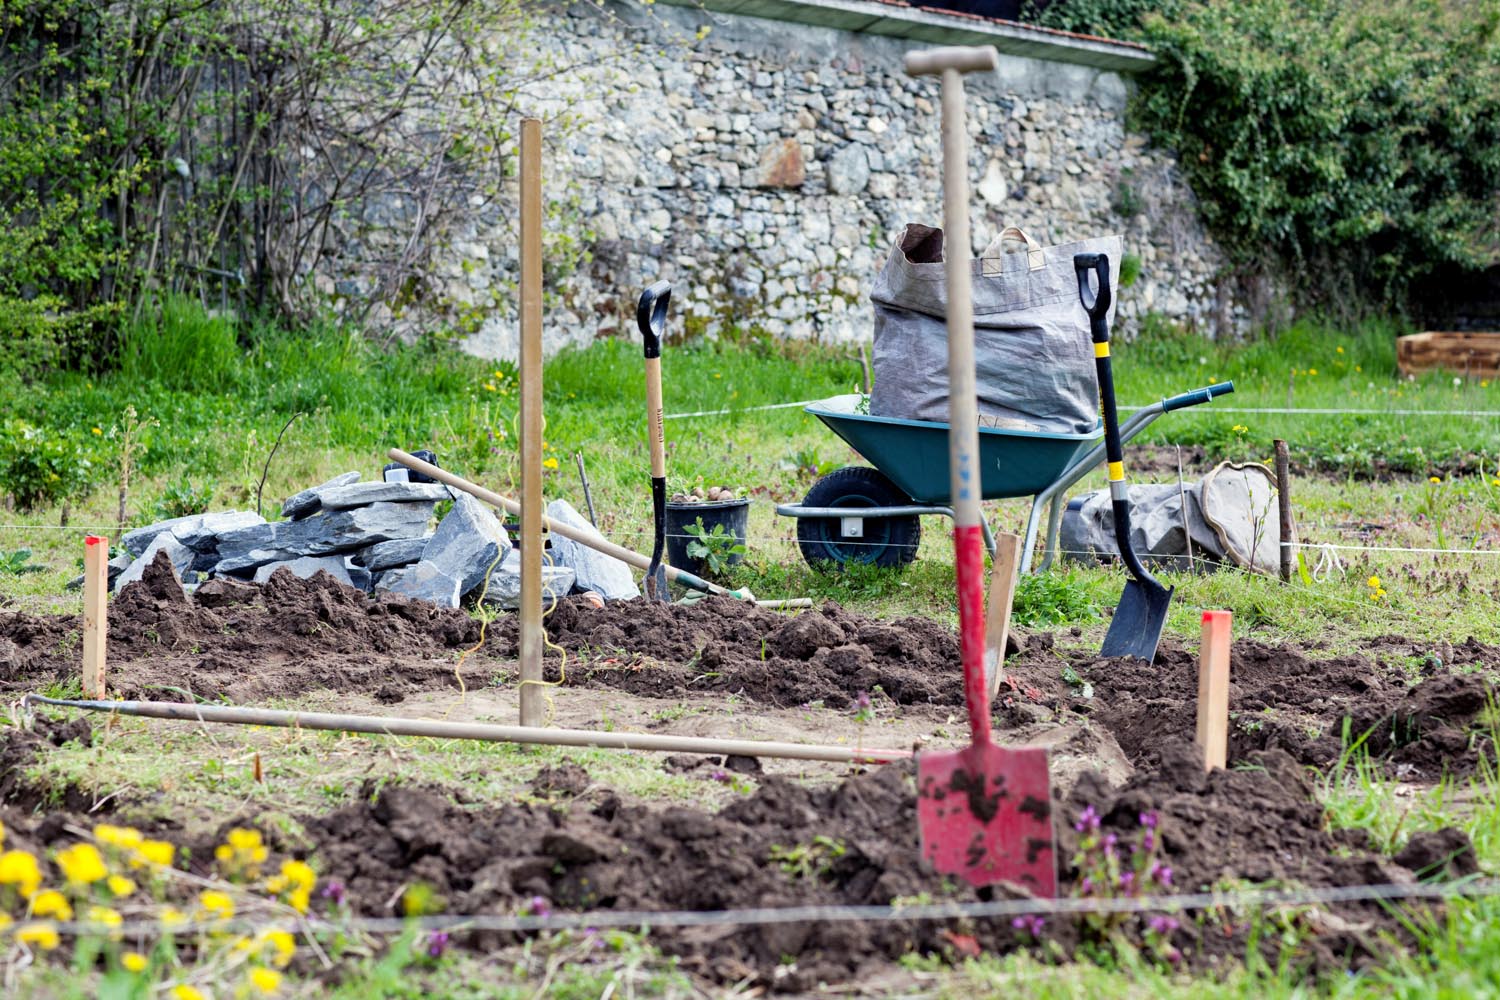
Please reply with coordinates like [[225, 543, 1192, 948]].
[[916, 743, 1056, 895], [1101, 578, 1175, 662]]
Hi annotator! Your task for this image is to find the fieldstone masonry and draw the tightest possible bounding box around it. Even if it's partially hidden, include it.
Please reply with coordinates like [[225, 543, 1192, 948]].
[[331, 2, 1241, 359]]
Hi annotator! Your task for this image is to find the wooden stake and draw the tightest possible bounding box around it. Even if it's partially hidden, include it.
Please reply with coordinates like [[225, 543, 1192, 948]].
[[1273, 439, 1293, 583], [82, 534, 108, 699], [1196, 610, 1232, 772], [518, 117, 545, 729], [984, 531, 1020, 699]]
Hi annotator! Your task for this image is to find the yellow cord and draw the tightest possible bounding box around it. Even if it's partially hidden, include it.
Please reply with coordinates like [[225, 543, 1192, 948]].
[[448, 534, 513, 708], [518, 551, 568, 727]]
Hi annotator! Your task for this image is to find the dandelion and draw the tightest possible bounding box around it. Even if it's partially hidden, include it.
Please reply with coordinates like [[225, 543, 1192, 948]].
[[16, 921, 60, 950], [56, 843, 108, 885], [121, 951, 148, 973], [1454, 377, 1464, 388], [172, 986, 207, 1000], [1231, 424, 1248, 433], [91, 426, 103, 435], [198, 889, 235, 921], [1429, 476, 1442, 484], [542, 457, 559, 470], [1308, 368, 1318, 375], [261, 928, 297, 968], [135, 839, 175, 869], [266, 859, 316, 914], [0, 849, 43, 896], [1483, 380, 1491, 388], [30, 889, 72, 921], [248, 967, 283, 994], [107, 874, 137, 897], [161, 905, 189, 929], [94, 824, 143, 850], [483, 382, 496, 392], [1336, 346, 1345, 354], [86, 904, 124, 937]]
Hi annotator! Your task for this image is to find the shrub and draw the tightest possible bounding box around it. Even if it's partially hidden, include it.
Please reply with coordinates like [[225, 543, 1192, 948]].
[[0, 421, 97, 512]]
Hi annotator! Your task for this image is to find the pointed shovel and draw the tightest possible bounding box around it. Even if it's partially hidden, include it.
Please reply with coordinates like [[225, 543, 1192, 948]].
[[907, 45, 1056, 896], [1074, 254, 1174, 662]]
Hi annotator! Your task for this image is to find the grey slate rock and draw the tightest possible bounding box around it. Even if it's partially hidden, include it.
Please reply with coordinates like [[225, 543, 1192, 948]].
[[354, 536, 431, 572], [418, 492, 510, 598], [313, 481, 451, 511], [282, 472, 361, 520], [115, 532, 195, 593], [375, 562, 463, 608], [545, 499, 640, 601], [482, 550, 575, 610], [214, 501, 436, 566], [213, 548, 301, 576], [66, 552, 133, 592], [121, 510, 266, 556], [252, 555, 370, 591]]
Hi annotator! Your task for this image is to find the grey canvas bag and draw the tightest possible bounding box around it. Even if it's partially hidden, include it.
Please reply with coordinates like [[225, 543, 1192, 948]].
[[869, 223, 1122, 434]]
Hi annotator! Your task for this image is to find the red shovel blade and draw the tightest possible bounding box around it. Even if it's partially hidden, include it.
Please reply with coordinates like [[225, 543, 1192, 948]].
[[917, 743, 1056, 895]]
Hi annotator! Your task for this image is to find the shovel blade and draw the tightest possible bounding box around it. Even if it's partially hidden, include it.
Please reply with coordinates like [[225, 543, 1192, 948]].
[[1101, 579, 1174, 662], [916, 743, 1056, 895]]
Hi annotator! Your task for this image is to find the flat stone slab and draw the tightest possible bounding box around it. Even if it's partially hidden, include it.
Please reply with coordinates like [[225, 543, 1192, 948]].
[[214, 501, 436, 567], [282, 472, 361, 519], [376, 562, 462, 608], [545, 499, 640, 601], [121, 510, 267, 556], [482, 550, 575, 609], [312, 481, 452, 512], [115, 532, 195, 593], [253, 555, 371, 591], [354, 536, 431, 572]]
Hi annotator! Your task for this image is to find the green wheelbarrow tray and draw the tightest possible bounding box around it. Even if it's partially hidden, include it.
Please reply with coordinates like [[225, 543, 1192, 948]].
[[776, 383, 1235, 571]]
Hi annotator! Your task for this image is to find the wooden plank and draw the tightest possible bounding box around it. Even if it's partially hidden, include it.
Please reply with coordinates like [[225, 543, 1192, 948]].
[[518, 117, 545, 729], [1196, 610, 1232, 772], [983, 531, 1020, 700], [1397, 331, 1500, 378], [82, 535, 108, 699]]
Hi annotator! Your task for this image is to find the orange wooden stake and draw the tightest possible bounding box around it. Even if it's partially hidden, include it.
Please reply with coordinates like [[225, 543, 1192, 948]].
[[82, 535, 109, 699], [1196, 609, 1232, 771]]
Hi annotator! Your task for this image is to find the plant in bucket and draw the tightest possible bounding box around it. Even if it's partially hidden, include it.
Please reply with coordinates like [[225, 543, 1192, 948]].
[[666, 485, 751, 583]]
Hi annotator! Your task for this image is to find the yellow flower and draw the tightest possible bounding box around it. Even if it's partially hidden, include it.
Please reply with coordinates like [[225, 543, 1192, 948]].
[[30, 889, 72, 920], [121, 951, 148, 973], [160, 905, 188, 929], [198, 889, 235, 920], [86, 904, 123, 933], [135, 839, 175, 868], [91, 426, 103, 435], [483, 382, 496, 391], [1430, 476, 1442, 483], [542, 457, 559, 470], [0, 849, 43, 896], [1231, 424, 1248, 433], [261, 927, 296, 968], [0, 913, 11, 931], [108, 874, 136, 897], [228, 828, 264, 853], [1307, 368, 1318, 375], [172, 987, 206, 1000], [1483, 380, 1491, 388], [492, 370, 504, 378], [57, 842, 108, 884], [1367, 575, 1381, 588], [15, 921, 60, 950], [249, 967, 283, 994], [1336, 346, 1344, 354], [94, 824, 143, 850]]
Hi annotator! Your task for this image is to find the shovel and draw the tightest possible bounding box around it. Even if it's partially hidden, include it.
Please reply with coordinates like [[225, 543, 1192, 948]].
[[908, 44, 1056, 896], [638, 280, 672, 602], [1074, 253, 1174, 662]]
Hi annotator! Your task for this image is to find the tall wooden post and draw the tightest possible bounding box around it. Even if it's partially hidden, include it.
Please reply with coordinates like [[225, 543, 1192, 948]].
[[1273, 439, 1293, 583], [82, 535, 108, 699], [518, 117, 545, 728]]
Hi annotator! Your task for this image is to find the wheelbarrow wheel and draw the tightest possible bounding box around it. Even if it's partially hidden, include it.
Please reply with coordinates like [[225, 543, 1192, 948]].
[[796, 466, 921, 570]]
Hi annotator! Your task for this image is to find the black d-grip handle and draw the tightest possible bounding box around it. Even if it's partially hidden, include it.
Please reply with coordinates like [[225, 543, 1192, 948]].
[[1074, 253, 1111, 342], [637, 280, 672, 359]]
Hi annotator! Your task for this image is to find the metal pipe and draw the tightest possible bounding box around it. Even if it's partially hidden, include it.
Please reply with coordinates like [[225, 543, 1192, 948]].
[[25, 696, 910, 765]]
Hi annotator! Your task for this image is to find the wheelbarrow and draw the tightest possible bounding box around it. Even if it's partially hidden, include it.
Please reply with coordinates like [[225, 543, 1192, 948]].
[[775, 381, 1235, 571]]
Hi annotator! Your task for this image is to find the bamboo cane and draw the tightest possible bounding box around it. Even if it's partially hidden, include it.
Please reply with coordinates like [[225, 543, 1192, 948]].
[[519, 116, 544, 727]]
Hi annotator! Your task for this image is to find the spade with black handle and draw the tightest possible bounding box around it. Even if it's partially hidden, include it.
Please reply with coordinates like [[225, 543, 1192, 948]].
[[637, 280, 672, 602]]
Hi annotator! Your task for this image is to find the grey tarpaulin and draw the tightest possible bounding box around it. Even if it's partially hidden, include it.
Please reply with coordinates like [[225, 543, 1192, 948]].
[[1059, 462, 1287, 575], [869, 224, 1122, 433]]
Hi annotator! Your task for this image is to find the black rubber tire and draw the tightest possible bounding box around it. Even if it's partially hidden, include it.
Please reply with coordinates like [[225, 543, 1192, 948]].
[[795, 466, 922, 570]]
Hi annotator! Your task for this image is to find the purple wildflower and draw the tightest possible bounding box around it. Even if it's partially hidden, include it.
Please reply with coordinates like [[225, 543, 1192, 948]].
[[855, 691, 872, 712], [1142, 828, 1155, 853], [1103, 832, 1119, 858], [1074, 805, 1100, 833], [1080, 876, 1094, 894], [1119, 871, 1135, 893], [710, 770, 731, 783], [1140, 811, 1158, 829], [320, 880, 346, 906], [1151, 862, 1173, 887], [1148, 914, 1179, 936], [526, 895, 552, 918], [1010, 914, 1045, 937], [426, 930, 450, 959]]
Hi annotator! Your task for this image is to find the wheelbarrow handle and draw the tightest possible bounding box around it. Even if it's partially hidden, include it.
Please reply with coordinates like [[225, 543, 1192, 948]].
[[1162, 381, 1236, 412], [637, 279, 671, 359]]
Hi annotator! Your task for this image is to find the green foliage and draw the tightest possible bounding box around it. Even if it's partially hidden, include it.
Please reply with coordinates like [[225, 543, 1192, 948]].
[[683, 517, 747, 578], [0, 420, 97, 511], [152, 480, 215, 521], [0, 548, 46, 574], [1013, 569, 1103, 626], [1027, 0, 1178, 39], [118, 296, 241, 391], [1132, 0, 1500, 310]]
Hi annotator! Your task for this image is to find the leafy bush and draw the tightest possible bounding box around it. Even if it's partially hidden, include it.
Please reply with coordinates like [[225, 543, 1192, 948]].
[[0, 421, 97, 511], [1132, 0, 1500, 311], [153, 480, 215, 520]]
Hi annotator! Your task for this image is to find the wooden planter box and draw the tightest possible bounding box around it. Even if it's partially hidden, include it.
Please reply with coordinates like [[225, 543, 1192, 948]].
[[1396, 332, 1500, 378]]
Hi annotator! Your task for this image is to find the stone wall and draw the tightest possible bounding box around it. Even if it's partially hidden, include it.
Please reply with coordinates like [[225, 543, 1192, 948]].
[[352, 3, 1238, 358]]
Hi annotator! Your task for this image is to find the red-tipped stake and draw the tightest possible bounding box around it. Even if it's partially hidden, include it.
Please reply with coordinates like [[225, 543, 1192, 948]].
[[907, 44, 1056, 896], [1196, 610, 1232, 771], [82, 535, 108, 699]]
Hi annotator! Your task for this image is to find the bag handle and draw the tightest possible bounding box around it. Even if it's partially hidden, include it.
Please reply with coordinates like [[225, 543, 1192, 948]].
[[979, 226, 1046, 274]]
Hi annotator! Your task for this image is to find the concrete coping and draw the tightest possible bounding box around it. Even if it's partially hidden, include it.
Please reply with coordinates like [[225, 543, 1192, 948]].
[[656, 0, 1156, 73]]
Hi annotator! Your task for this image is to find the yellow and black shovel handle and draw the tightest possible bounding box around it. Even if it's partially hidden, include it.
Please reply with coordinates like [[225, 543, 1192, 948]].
[[638, 280, 672, 601], [1074, 253, 1164, 592]]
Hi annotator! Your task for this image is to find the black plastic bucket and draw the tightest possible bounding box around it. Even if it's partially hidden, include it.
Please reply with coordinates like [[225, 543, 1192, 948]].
[[664, 498, 751, 578]]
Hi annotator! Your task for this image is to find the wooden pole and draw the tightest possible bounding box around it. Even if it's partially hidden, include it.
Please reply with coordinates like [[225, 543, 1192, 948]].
[[82, 535, 108, 699], [27, 697, 913, 765], [519, 117, 544, 728], [1195, 610, 1231, 772], [1273, 439, 1293, 583], [984, 531, 1020, 699]]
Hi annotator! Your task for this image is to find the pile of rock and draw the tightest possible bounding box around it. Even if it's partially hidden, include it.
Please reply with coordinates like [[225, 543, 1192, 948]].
[[105, 471, 640, 609]]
